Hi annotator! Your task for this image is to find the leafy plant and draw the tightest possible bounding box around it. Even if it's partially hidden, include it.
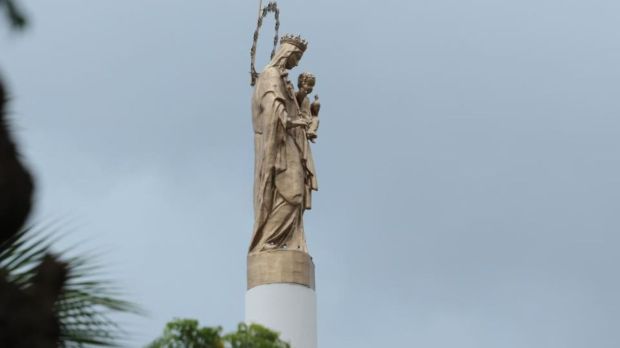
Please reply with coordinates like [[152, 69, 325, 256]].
[[0, 225, 142, 347], [147, 319, 290, 348], [147, 319, 224, 348], [224, 323, 290, 348], [0, 0, 27, 29]]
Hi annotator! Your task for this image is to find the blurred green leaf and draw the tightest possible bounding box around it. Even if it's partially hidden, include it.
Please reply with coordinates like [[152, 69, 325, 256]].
[[0, 225, 143, 347], [0, 0, 28, 29]]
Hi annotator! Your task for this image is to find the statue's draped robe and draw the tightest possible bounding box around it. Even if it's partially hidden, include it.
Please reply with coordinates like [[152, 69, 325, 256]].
[[299, 95, 318, 209], [250, 66, 317, 253]]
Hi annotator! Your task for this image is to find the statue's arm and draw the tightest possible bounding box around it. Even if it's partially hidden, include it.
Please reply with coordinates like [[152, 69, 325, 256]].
[[261, 91, 307, 129], [261, 91, 287, 128]]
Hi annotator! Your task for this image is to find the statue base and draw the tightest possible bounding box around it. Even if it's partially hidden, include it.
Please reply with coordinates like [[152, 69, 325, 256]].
[[247, 250, 315, 290], [246, 250, 317, 348]]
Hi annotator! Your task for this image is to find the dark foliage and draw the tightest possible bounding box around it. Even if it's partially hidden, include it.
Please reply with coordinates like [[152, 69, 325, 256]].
[[0, 75, 34, 245], [0, 0, 27, 29], [0, 254, 67, 347], [0, 226, 143, 347]]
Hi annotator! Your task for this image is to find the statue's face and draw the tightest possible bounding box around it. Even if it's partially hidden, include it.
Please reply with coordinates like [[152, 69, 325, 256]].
[[285, 51, 303, 69], [300, 78, 315, 94]]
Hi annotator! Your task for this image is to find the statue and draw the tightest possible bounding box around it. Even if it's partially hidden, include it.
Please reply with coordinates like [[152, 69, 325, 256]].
[[296, 73, 320, 143], [249, 34, 320, 254], [309, 95, 321, 142]]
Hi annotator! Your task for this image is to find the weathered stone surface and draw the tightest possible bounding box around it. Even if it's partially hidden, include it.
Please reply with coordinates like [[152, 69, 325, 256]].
[[247, 250, 315, 290]]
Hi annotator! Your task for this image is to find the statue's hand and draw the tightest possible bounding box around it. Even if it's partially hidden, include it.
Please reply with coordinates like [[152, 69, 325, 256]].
[[307, 131, 318, 141], [287, 118, 310, 129]]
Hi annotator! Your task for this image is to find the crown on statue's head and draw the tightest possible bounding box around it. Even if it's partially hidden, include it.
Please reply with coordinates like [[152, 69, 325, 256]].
[[280, 34, 308, 52]]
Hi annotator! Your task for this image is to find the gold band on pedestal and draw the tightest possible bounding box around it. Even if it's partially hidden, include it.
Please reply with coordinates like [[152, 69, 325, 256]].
[[247, 250, 315, 290]]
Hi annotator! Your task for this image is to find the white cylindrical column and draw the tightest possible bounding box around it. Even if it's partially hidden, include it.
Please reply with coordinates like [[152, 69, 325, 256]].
[[246, 250, 316, 348], [245, 283, 317, 348]]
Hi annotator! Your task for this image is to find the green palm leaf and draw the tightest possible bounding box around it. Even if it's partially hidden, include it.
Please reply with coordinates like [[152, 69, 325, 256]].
[[0, 224, 143, 347], [0, 0, 27, 29]]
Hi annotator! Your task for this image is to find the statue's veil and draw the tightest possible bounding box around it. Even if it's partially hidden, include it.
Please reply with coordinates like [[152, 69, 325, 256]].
[[265, 43, 301, 70]]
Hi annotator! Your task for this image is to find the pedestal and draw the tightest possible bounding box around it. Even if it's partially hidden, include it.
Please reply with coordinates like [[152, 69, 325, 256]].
[[245, 250, 317, 348]]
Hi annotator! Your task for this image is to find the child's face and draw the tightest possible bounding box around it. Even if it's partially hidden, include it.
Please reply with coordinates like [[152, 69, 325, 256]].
[[300, 78, 316, 94]]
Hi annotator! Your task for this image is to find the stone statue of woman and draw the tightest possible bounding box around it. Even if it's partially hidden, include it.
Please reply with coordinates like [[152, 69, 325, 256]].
[[249, 34, 318, 254]]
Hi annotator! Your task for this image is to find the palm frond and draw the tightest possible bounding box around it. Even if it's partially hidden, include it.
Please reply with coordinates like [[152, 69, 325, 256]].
[[0, 224, 143, 347], [0, 0, 28, 29]]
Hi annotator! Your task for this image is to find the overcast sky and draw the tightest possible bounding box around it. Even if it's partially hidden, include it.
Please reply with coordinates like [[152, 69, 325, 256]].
[[1, 0, 620, 346]]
